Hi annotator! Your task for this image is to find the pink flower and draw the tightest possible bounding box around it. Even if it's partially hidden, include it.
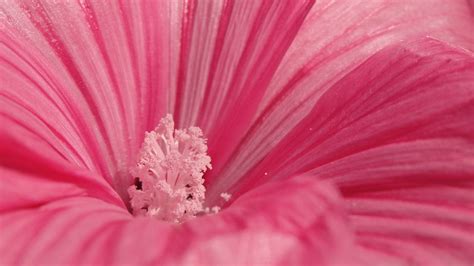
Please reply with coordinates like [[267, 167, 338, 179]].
[[1, 0, 473, 265]]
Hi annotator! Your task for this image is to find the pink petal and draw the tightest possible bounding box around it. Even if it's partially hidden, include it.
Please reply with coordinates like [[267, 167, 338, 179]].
[[314, 140, 474, 265], [215, 38, 474, 198], [207, 0, 474, 196], [0, 1, 178, 200], [0, 0, 317, 199], [2, 1, 473, 264], [0, 176, 357, 265], [167, 0, 315, 187], [216, 39, 474, 265], [0, 118, 123, 211]]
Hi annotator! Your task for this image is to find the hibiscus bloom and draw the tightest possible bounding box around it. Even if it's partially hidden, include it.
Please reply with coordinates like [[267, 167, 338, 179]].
[[1, 0, 474, 265]]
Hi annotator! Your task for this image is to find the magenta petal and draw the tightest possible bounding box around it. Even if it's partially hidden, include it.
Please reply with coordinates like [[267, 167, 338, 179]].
[[0, 176, 358, 265]]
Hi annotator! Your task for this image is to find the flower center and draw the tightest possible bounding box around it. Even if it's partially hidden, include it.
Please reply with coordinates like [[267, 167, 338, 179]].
[[128, 114, 212, 223]]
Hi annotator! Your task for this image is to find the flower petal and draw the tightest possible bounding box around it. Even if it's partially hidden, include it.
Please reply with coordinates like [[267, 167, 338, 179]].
[[215, 38, 474, 265], [211, 38, 474, 199], [314, 139, 474, 265], [167, 0, 315, 188], [0, 121, 124, 211], [0, 176, 357, 265], [206, 0, 474, 196], [0, 0, 177, 199]]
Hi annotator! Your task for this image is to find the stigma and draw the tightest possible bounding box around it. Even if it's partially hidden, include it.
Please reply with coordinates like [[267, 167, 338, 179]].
[[128, 114, 212, 223]]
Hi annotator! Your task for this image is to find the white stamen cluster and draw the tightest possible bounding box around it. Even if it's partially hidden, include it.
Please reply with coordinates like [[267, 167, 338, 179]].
[[128, 115, 211, 223]]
